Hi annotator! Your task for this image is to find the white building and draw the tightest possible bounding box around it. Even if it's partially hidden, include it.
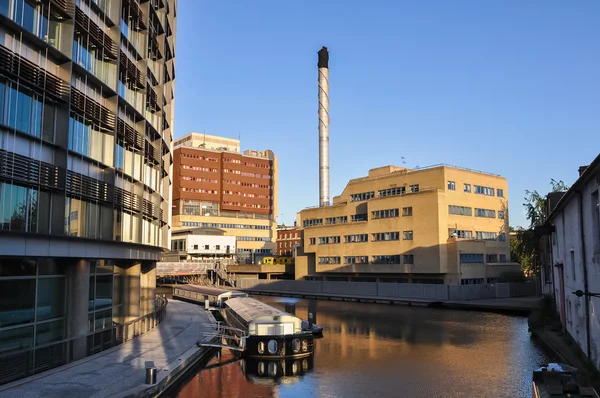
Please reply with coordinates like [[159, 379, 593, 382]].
[[169, 227, 237, 265], [547, 153, 600, 371]]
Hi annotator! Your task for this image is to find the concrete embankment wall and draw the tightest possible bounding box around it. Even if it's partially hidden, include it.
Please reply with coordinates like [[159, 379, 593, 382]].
[[236, 279, 537, 301]]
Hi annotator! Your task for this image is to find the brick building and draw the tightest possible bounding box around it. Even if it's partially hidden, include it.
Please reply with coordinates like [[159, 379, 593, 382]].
[[277, 225, 301, 257], [172, 133, 278, 264]]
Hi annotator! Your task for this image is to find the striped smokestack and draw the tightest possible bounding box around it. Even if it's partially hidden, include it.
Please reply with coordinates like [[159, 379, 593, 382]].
[[318, 46, 330, 207]]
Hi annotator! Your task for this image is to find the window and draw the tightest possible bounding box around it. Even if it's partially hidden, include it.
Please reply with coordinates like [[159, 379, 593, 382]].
[[476, 231, 497, 240], [318, 256, 340, 265], [194, 245, 199, 250], [449, 229, 473, 239], [498, 211, 505, 219], [325, 216, 347, 224], [344, 256, 368, 264], [318, 236, 340, 244], [448, 205, 472, 216], [303, 218, 323, 227], [409, 184, 419, 193], [475, 208, 496, 218], [0, 182, 42, 233], [403, 254, 414, 264], [373, 255, 401, 264], [497, 189, 504, 198], [448, 181, 456, 190], [378, 187, 405, 197], [460, 253, 484, 263], [351, 214, 368, 222], [499, 254, 507, 262], [344, 234, 368, 243], [486, 254, 498, 263], [402, 207, 412, 216], [350, 191, 374, 202], [498, 233, 506, 241], [403, 230, 413, 240], [464, 184, 471, 193], [474, 185, 495, 196], [215, 245, 220, 250], [372, 208, 399, 219], [571, 250, 576, 281], [309, 238, 316, 245], [592, 191, 600, 249], [372, 232, 399, 241]]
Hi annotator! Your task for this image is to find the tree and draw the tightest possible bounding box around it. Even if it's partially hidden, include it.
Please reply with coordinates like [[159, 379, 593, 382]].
[[514, 179, 569, 274]]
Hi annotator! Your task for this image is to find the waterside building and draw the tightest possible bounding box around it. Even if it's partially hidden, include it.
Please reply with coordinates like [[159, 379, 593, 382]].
[[0, 0, 177, 383], [296, 165, 519, 284]]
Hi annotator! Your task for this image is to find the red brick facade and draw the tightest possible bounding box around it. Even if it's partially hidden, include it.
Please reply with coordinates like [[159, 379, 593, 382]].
[[276, 227, 301, 256], [172, 147, 274, 216]]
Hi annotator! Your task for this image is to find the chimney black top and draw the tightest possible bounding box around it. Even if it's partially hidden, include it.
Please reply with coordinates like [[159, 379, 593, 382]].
[[318, 46, 329, 69], [578, 166, 589, 177]]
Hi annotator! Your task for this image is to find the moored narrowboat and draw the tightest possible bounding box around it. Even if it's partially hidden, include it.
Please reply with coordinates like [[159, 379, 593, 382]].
[[221, 297, 315, 359]]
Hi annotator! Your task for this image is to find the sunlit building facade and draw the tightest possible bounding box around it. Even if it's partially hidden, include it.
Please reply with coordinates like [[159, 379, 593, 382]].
[[0, 0, 177, 383], [296, 165, 518, 284], [172, 133, 278, 264]]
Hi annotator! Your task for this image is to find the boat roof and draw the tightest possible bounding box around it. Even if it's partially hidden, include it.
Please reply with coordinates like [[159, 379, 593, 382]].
[[225, 297, 294, 323], [532, 364, 599, 398], [177, 284, 247, 298]]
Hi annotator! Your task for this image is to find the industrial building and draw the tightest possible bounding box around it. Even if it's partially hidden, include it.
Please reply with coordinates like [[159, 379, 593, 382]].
[[0, 0, 176, 383], [172, 133, 278, 264], [296, 165, 518, 284]]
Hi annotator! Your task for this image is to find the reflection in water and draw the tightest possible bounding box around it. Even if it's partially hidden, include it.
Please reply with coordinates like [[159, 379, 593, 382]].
[[173, 296, 555, 398]]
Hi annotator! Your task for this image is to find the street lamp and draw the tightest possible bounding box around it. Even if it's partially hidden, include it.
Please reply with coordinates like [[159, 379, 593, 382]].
[[573, 290, 600, 298]]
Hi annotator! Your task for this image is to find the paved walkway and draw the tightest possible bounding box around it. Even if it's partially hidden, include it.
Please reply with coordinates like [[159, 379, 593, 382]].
[[247, 288, 541, 312], [0, 300, 215, 398]]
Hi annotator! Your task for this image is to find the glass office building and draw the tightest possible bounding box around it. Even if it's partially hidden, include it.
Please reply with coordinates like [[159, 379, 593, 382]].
[[0, 0, 176, 383]]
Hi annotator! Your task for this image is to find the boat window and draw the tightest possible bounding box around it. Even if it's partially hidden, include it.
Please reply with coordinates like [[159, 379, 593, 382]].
[[268, 339, 277, 354], [258, 342, 265, 354]]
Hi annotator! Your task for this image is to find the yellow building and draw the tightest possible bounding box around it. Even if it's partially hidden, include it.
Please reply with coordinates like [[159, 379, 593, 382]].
[[296, 165, 520, 284]]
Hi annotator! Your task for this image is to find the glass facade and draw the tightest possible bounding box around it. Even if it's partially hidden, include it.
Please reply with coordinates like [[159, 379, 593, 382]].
[[0, 0, 176, 384], [0, 259, 66, 356]]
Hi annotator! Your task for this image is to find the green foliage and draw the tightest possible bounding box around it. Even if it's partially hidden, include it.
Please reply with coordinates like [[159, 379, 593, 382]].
[[512, 179, 570, 274]]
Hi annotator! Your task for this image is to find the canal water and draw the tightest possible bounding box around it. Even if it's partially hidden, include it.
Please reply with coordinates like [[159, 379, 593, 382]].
[[166, 295, 555, 398]]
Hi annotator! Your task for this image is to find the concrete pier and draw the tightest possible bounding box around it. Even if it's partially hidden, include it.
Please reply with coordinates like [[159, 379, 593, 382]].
[[0, 300, 216, 398]]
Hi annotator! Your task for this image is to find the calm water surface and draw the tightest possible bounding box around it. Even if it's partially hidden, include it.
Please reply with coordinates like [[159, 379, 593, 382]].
[[168, 296, 554, 398]]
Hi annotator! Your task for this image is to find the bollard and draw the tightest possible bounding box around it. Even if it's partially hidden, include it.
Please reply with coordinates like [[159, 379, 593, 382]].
[[145, 367, 157, 385]]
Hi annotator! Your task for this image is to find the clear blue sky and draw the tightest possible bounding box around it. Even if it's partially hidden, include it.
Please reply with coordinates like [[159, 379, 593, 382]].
[[174, 0, 599, 228]]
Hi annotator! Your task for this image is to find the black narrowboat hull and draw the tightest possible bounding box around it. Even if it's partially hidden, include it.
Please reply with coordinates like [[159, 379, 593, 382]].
[[244, 332, 314, 359]]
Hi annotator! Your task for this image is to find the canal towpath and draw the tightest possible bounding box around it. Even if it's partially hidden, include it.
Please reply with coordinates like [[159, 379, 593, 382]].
[[0, 300, 216, 398], [244, 288, 541, 314]]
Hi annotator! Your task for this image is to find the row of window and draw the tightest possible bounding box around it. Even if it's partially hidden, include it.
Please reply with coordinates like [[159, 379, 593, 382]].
[[223, 180, 270, 189], [448, 205, 505, 219], [223, 169, 271, 179], [318, 254, 415, 265], [460, 253, 508, 263], [182, 165, 218, 172], [449, 229, 505, 241], [180, 221, 271, 230], [182, 177, 219, 183], [309, 230, 414, 244], [237, 236, 271, 242], [351, 185, 421, 203], [222, 201, 271, 209], [448, 182, 504, 198], [223, 158, 271, 169], [182, 153, 219, 162], [223, 191, 271, 199]]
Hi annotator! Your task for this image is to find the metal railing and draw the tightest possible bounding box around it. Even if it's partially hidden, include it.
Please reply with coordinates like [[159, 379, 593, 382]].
[[0, 296, 168, 386]]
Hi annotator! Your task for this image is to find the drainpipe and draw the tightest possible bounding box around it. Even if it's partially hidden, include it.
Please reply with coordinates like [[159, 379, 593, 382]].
[[577, 190, 592, 361]]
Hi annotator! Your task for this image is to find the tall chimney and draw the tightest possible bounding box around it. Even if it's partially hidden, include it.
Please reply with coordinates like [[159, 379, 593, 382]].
[[318, 46, 330, 207]]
